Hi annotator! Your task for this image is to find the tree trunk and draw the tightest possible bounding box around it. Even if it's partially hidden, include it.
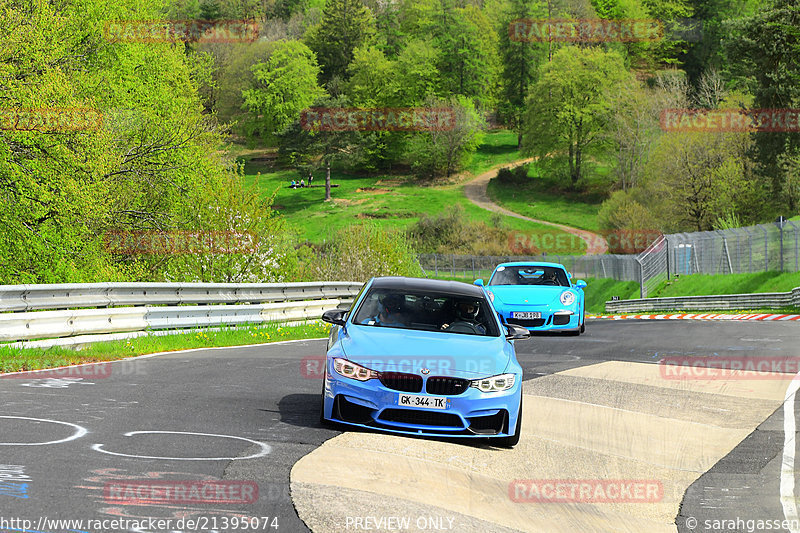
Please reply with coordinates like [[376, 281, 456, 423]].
[[574, 145, 582, 186], [325, 160, 331, 202]]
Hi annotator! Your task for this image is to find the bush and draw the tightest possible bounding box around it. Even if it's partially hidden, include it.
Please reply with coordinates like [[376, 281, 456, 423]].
[[407, 205, 512, 255], [496, 164, 529, 184], [307, 224, 423, 282]]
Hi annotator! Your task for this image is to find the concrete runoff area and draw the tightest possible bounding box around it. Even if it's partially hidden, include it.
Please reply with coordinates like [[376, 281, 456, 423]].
[[291, 361, 795, 532]]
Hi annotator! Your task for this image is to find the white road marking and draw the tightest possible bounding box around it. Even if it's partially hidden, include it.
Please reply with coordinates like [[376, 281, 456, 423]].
[[0, 416, 88, 446], [91, 430, 272, 461], [781, 374, 800, 531]]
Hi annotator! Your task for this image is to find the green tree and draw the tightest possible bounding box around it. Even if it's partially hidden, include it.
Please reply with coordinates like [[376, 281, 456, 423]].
[[498, 0, 547, 148], [305, 0, 376, 86], [433, 3, 500, 107], [405, 95, 485, 179], [345, 45, 397, 106], [278, 96, 361, 201], [242, 40, 326, 145], [523, 46, 632, 188], [727, 0, 800, 197]]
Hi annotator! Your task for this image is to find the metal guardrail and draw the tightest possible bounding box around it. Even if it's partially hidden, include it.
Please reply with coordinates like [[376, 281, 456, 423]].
[[0, 282, 362, 343], [605, 287, 800, 313], [0, 282, 361, 312]]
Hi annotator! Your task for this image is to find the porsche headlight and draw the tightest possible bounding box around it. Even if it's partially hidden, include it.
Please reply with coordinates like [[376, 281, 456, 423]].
[[333, 358, 379, 381], [471, 373, 516, 392], [560, 291, 576, 306]]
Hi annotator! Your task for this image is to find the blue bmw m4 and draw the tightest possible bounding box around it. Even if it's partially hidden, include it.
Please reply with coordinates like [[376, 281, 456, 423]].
[[320, 277, 529, 447]]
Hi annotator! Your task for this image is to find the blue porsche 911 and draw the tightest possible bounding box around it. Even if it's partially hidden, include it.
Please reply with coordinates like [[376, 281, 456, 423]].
[[476, 262, 587, 335], [320, 277, 529, 447]]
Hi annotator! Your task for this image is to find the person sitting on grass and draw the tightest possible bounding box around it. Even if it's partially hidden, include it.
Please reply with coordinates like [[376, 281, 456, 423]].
[[290, 180, 297, 188], [300, 178, 305, 188]]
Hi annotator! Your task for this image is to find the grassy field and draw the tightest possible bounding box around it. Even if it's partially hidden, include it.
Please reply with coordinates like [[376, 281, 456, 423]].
[[240, 131, 586, 254], [0, 321, 331, 373], [486, 164, 606, 232], [650, 271, 800, 298]]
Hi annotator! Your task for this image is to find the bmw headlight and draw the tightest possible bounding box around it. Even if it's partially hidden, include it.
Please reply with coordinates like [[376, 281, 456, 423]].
[[333, 358, 379, 381], [560, 290, 576, 306], [470, 373, 516, 392]]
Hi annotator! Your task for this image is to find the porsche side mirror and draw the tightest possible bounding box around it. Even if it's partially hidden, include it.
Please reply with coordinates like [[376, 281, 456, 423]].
[[322, 308, 346, 326], [505, 323, 530, 340], [575, 280, 587, 289], [474, 279, 484, 286]]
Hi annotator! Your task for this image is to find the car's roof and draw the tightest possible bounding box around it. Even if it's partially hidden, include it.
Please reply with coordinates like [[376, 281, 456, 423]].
[[495, 261, 567, 269], [370, 276, 485, 298]]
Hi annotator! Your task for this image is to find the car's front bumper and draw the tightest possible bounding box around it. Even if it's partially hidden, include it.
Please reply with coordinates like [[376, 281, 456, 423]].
[[322, 373, 522, 438], [498, 306, 581, 332]]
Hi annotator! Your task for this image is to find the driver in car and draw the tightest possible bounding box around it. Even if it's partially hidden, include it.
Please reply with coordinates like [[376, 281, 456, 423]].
[[441, 299, 486, 334], [362, 293, 406, 327]]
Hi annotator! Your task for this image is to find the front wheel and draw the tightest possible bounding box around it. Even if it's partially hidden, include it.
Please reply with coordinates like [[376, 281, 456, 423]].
[[491, 396, 522, 448]]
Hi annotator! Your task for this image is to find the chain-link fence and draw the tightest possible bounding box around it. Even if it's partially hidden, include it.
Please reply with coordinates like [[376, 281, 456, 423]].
[[418, 219, 800, 298], [669, 221, 800, 276], [417, 253, 640, 283]]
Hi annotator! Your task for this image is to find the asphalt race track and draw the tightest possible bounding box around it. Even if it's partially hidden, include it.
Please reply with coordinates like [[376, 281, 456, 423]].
[[1, 320, 799, 533]]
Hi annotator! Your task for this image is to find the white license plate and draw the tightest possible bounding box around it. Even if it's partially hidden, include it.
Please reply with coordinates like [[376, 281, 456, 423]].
[[513, 311, 541, 319], [398, 394, 449, 410]]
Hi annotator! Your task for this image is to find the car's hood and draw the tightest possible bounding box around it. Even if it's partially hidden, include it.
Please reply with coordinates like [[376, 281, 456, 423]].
[[340, 325, 510, 378], [487, 285, 572, 306]]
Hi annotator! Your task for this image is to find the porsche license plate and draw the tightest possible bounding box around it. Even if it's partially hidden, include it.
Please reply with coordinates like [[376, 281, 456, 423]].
[[398, 394, 449, 410], [512, 312, 541, 319]]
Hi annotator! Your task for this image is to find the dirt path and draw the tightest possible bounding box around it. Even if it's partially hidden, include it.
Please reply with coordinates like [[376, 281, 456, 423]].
[[463, 160, 609, 254]]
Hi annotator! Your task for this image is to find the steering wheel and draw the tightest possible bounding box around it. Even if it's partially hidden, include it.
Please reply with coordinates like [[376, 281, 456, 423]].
[[444, 320, 481, 334]]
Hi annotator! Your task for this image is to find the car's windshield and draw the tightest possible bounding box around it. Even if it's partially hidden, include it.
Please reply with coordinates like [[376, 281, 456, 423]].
[[489, 265, 570, 287], [352, 288, 499, 336]]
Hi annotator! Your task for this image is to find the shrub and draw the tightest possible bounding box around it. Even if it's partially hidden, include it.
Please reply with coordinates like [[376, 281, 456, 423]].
[[307, 224, 423, 282]]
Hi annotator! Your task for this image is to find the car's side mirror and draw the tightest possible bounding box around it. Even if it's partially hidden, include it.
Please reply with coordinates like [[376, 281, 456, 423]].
[[474, 279, 484, 286], [575, 280, 587, 289], [322, 308, 346, 326], [505, 323, 530, 340]]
